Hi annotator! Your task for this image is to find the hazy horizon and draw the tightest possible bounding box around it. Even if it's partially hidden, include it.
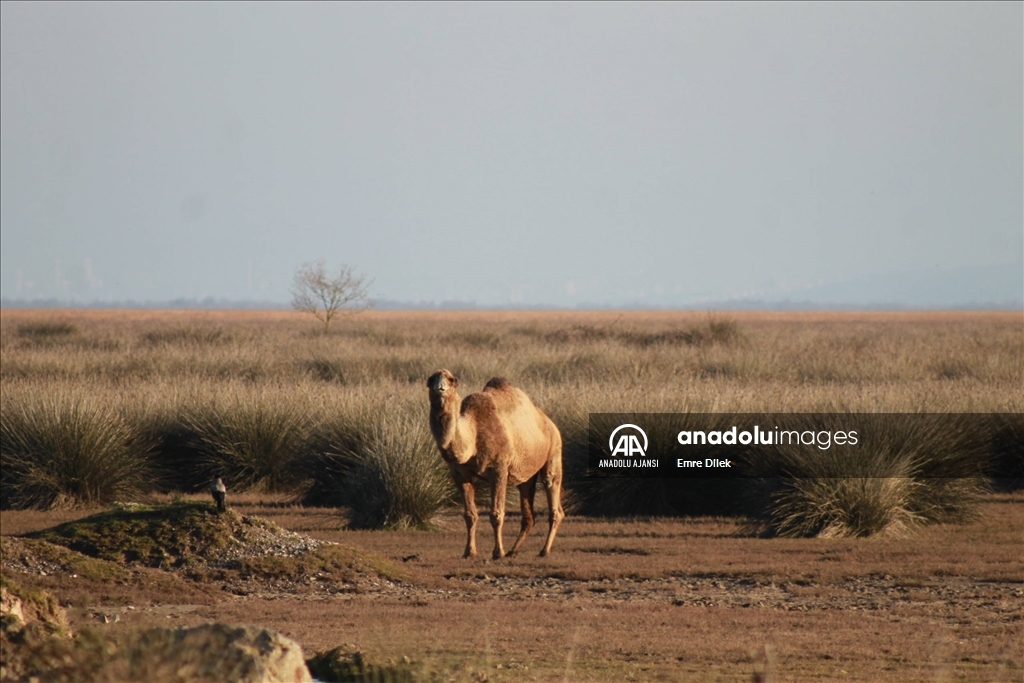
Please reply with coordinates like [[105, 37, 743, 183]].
[[2, 3, 1021, 308]]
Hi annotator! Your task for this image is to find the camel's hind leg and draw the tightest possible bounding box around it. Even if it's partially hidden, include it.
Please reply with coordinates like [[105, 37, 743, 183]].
[[507, 474, 538, 556], [539, 462, 565, 557]]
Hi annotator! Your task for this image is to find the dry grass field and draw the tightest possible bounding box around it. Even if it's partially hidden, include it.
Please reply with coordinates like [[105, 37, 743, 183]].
[[1, 309, 1022, 681]]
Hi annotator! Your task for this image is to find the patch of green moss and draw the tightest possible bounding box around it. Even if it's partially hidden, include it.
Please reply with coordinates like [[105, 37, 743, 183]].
[[28, 501, 236, 569], [2, 536, 130, 582]]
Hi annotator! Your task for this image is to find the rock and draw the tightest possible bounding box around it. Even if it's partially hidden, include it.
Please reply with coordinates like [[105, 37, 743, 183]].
[[118, 623, 312, 683], [307, 644, 414, 683], [0, 587, 25, 626], [1, 583, 72, 682], [0, 583, 69, 636], [3, 618, 311, 683]]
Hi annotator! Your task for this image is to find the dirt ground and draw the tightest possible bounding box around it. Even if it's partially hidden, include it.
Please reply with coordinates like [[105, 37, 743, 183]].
[[2, 493, 1021, 683]]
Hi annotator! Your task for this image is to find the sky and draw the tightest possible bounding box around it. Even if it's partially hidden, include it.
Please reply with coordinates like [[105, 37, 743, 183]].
[[1, 2, 1021, 308]]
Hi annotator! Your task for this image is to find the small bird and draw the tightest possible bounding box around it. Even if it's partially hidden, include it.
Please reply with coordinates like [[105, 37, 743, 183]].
[[210, 477, 227, 512]]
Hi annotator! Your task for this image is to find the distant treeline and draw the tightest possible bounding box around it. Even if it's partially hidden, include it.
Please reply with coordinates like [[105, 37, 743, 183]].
[[0, 297, 289, 311], [2, 297, 1021, 311]]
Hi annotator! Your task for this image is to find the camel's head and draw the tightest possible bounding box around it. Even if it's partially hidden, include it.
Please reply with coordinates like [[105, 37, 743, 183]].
[[427, 369, 458, 397]]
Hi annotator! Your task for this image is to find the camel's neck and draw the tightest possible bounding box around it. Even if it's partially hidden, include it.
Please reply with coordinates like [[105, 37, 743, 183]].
[[429, 392, 474, 464]]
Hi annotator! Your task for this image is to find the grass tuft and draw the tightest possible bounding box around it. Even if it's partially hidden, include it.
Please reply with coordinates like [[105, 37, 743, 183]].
[[141, 326, 233, 346], [623, 315, 742, 348], [331, 410, 454, 530], [17, 322, 77, 338], [303, 357, 348, 384], [930, 359, 975, 381], [0, 393, 153, 510], [771, 475, 925, 538], [185, 396, 310, 493], [751, 415, 991, 537]]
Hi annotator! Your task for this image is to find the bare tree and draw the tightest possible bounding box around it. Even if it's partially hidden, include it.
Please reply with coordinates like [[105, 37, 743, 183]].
[[291, 261, 371, 332]]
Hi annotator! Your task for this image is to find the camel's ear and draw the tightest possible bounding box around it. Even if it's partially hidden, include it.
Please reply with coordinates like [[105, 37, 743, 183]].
[[450, 375, 459, 388]]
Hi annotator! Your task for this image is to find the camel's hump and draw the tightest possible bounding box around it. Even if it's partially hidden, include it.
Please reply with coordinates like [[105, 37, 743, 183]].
[[483, 377, 512, 391]]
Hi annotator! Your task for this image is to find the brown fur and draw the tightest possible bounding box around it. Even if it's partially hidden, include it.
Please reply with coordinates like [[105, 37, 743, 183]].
[[427, 369, 565, 559]]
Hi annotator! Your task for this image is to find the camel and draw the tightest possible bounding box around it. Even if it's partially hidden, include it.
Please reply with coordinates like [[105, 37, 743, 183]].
[[427, 369, 565, 559]]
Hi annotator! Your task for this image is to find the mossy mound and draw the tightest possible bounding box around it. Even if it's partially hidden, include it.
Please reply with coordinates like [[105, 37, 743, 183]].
[[22, 501, 405, 591], [27, 501, 316, 570], [1, 536, 131, 582]]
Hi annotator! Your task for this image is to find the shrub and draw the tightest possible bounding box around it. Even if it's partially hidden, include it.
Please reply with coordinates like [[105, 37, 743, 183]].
[[543, 324, 616, 344], [0, 393, 152, 509], [750, 414, 991, 537], [303, 357, 347, 384], [444, 330, 503, 348], [133, 401, 209, 493], [523, 353, 609, 384], [185, 396, 309, 493], [330, 410, 453, 529], [771, 474, 925, 539], [17, 322, 77, 338], [620, 315, 741, 348], [296, 416, 365, 507], [141, 327, 232, 346]]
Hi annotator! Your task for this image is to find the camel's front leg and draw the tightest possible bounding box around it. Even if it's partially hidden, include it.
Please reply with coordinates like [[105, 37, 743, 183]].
[[460, 479, 479, 559], [490, 471, 509, 560]]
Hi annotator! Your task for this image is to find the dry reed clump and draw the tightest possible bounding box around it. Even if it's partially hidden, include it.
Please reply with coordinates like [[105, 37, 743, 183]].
[[301, 356, 431, 386], [183, 393, 311, 494], [523, 352, 611, 384], [443, 329, 504, 349], [771, 476, 926, 539], [749, 415, 993, 537], [303, 357, 348, 384], [140, 326, 234, 346], [11, 322, 95, 353], [0, 391, 153, 510], [16, 321, 78, 339], [537, 315, 742, 349], [621, 316, 742, 348], [323, 408, 454, 530]]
